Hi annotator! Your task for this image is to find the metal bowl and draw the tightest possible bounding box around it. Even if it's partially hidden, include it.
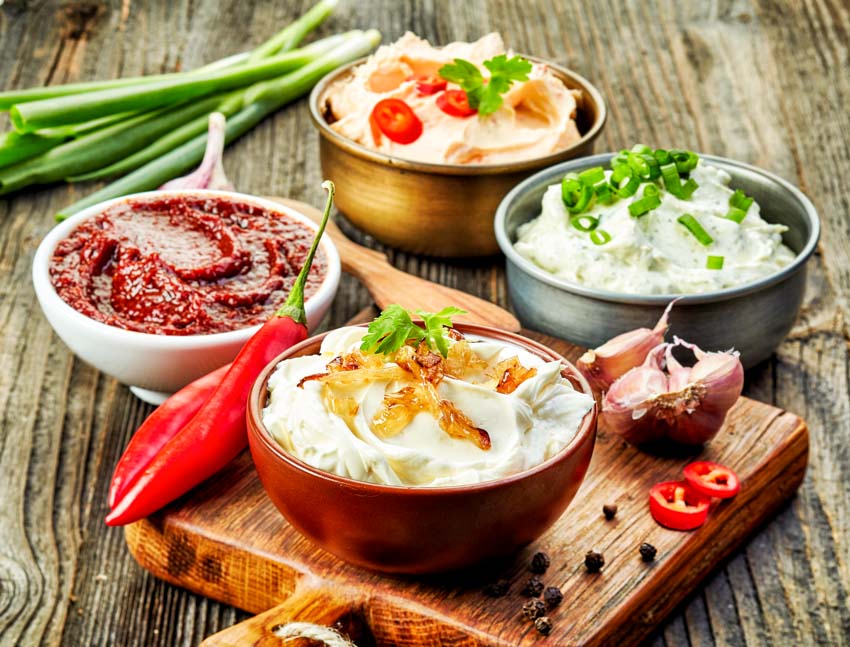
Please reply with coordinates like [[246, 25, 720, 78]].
[[494, 153, 820, 367], [309, 56, 606, 257]]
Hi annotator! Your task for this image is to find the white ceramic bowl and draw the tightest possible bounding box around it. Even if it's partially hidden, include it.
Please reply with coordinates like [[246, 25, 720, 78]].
[[32, 190, 341, 404]]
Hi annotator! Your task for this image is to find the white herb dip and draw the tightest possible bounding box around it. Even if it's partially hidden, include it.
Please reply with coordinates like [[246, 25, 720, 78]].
[[514, 162, 796, 295]]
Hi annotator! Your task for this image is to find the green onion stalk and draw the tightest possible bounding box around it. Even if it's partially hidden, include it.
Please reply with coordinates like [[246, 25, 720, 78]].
[[0, 96, 223, 195], [0, 0, 337, 111], [11, 39, 340, 133], [68, 33, 356, 183], [56, 30, 382, 221]]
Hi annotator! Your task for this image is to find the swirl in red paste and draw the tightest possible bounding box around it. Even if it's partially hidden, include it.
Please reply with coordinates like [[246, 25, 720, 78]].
[[50, 196, 326, 335]]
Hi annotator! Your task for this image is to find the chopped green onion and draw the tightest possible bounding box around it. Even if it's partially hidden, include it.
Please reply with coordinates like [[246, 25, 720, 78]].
[[726, 206, 747, 223], [706, 255, 724, 270], [631, 143, 652, 155], [680, 177, 699, 199], [590, 229, 612, 245], [579, 166, 605, 186], [570, 214, 599, 232], [730, 189, 754, 213], [661, 162, 683, 196], [611, 164, 640, 198], [654, 149, 672, 165], [561, 174, 594, 214], [678, 213, 714, 246], [627, 152, 660, 181], [628, 184, 662, 217], [594, 181, 614, 204], [670, 149, 699, 173]]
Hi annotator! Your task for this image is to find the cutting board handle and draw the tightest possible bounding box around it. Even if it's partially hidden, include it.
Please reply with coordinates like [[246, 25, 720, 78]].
[[200, 581, 362, 646]]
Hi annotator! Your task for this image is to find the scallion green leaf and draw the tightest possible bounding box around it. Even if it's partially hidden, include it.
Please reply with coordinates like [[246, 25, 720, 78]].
[[678, 213, 714, 246], [579, 166, 605, 186], [706, 255, 724, 270], [730, 189, 753, 213], [670, 149, 699, 173], [628, 184, 662, 217], [726, 206, 747, 223], [561, 174, 594, 214], [611, 164, 640, 198], [570, 214, 599, 232], [594, 181, 614, 204], [590, 229, 612, 245]]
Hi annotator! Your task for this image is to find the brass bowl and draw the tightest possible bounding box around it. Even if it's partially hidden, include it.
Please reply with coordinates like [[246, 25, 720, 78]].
[[308, 56, 607, 257]]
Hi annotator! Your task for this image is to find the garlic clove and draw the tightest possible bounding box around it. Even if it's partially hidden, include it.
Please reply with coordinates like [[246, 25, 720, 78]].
[[601, 357, 669, 444], [160, 112, 234, 191], [577, 300, 675, 393]]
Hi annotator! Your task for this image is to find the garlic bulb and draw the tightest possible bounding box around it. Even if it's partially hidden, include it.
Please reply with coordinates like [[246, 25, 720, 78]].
[[160, 112, 234, 191], [601, 337, 743, 446], [577, 300, 676, 393]]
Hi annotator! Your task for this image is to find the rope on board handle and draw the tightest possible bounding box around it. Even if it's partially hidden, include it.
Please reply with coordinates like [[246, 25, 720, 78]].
[[272, 621, 356, 646]]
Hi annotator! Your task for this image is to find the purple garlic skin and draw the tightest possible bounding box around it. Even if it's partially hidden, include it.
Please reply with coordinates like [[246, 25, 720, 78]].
[[601, 338, 744, 446], [160, 112, 234, 191], [577, 300, 676, 394]]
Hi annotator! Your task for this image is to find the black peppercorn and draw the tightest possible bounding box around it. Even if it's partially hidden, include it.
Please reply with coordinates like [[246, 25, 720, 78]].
[[522, 599, 546, 620], [530, 551, 551, 574], [484, 578, 510, 597], [585, 550, 605, 573], [543, 586, 563, 608], [639, 542, 657, 562], [602, 503, 618, 520], [521, 575, 545, 597], [534, 616, 553, 636]]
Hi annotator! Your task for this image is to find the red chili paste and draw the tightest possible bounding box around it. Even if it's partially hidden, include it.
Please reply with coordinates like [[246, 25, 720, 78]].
[[50, 196, 326, 335]]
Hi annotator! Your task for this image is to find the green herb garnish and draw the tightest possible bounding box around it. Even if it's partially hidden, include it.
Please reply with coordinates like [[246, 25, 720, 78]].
[[706, 255, 725, 270], [360, 305, 467, 357], [438, 54, 532, 115], [678, 213, 714, 246]]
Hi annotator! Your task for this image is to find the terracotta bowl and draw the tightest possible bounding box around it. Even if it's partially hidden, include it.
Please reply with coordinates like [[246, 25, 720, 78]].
[[247, 323, 597, 574], [309, 56, 606, 257]]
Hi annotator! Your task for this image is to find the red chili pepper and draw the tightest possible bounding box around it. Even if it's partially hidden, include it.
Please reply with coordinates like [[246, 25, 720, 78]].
[[105, 182, 335, 526], [369, 98, 423, 144], [410, 74, 447, 95], [436, 89, 477, 117], [107, 363, 230, 509], [649, 480, 711, 531], [683, 461, 740, 499]]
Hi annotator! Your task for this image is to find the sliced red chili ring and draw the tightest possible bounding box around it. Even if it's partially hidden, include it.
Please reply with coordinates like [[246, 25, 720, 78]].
[[436, 89, 477, 117], [410, 74, 447, 95], [369, 98, 423, 144], [649, 480, 711, 531], [683, 461, 740, 499]]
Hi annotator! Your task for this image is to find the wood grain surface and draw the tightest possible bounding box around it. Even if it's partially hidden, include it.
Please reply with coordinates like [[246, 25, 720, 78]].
[[1, 1, 848, 646], [121, 320, 810, 647]]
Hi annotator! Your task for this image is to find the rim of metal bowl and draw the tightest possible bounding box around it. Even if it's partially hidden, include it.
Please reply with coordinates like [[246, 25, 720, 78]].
[[308, 55, 607, 177], [494, 152, 821, 305]]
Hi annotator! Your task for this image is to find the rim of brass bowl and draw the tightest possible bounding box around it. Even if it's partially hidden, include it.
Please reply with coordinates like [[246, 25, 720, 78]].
[[248, 323, 597, 495], [495, 152, 821, 305], [308, 55, 607, 176]]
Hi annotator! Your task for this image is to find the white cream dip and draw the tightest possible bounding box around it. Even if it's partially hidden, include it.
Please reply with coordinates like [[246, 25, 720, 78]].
[[262, 326, 593, 487], [514, 161, 796, 295]]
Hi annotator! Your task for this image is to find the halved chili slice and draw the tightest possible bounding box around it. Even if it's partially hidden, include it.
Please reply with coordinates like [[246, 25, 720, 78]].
[[649, 480, 711, 531], [369, 98, 423, 144], [410, 74, 447, 95], [683, 461, 740, 499], [436, 89, 477, 117]]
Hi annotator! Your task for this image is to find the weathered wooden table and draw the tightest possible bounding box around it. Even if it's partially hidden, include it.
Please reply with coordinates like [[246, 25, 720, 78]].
[[1, 1, 848, 645]]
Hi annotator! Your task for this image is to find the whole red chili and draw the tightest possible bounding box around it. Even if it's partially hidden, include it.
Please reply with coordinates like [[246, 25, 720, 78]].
[[107, 362, 230, 508], [105, 182, 335, 526]]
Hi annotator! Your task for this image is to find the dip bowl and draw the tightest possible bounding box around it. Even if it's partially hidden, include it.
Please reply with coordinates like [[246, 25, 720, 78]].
[[309, 56, 606, 257], [495, 153, 820, 367], [247, 323, 597, 574], [32, 190, 341, 405]]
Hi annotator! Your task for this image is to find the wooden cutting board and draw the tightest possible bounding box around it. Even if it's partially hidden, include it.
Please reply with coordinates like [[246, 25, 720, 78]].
[[123, 310, 808, 646]]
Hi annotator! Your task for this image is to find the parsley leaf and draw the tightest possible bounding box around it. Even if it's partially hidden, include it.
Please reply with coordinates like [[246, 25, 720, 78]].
[[417, 307, 468, 357], [360, 305, 467, 357], [438, 54, 532, 116]]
